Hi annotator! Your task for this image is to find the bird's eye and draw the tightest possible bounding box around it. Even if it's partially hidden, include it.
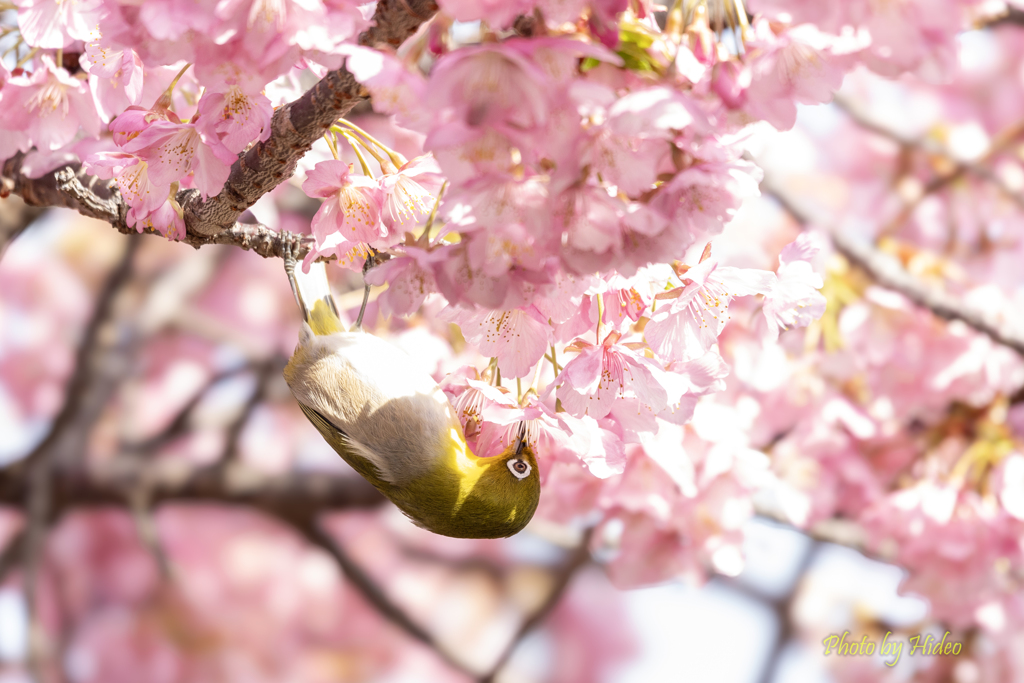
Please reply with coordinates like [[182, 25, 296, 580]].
[[507, 458, 531, 480]]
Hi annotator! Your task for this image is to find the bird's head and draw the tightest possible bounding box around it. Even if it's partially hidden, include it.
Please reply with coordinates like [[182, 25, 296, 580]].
[[400, 428, 541, 539]]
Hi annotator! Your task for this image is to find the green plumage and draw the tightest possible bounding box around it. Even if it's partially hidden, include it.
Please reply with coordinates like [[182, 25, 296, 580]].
[[283, 254, 541, 539]]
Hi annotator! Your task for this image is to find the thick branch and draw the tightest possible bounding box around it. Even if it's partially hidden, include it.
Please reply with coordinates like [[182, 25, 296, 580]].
[[293, 520, 472, 676], [0, 192, 44, 260], [0, 0, 438, 253], [182, 0, 438, 235], [762, 177, 1024, 357], [0, 460, 383, 520], [53, 166, 317, 260], [478, 531, 592, 683]]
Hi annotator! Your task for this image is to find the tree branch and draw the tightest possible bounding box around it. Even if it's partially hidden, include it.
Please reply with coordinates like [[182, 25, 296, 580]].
[[0, 0, 438, 256], [6, 235, 140, 478], [123, 364, 256, 456], [478, 530, 593, 683], [832, 95, 1024, 236], [0, 192, 44, 261], [182, 0, 438, 235], [220, 357, 286, 464], [761, 176, 1024, 357], [53, 167, 316, 260], [292, 519, 473, 676], [718, 538, 819, 683], [0, 459, 383, 520], [978, 6, 1024, 28]]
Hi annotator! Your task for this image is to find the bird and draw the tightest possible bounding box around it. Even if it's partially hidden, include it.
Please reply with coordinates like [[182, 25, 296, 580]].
[[280, 240, 541, 539]]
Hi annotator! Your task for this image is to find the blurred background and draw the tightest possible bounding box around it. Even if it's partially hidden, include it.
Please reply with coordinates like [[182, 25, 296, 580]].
[[3, 6, 1024, 683]]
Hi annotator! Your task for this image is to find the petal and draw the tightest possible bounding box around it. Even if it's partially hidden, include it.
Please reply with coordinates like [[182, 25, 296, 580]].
[[561, 344, 604, 394], [302, 160, 352, 198]]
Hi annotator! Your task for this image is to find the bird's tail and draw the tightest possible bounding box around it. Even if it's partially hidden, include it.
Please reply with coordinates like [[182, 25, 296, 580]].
[[285, 256, 344, 336]]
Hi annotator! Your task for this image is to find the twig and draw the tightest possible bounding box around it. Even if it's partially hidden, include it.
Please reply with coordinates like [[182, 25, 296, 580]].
[[0, 193, 44, 261], [128, 487, 173, 580], [761, 176, 1024, 358], [124, 364, 255, 455], [220, 357, 285, 464], [0, 0, 438, 252], [293, 519, 472, 676], [4, 235, 140, 476], [478, 529, 593, 683], [832, 96, 1024, 233]]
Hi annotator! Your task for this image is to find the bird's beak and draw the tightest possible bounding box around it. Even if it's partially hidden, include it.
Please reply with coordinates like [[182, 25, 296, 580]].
[[513, 422, 527, 455]]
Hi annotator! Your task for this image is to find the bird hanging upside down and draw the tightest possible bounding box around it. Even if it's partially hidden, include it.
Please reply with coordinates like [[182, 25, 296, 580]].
[[281, 241, 540, 539]]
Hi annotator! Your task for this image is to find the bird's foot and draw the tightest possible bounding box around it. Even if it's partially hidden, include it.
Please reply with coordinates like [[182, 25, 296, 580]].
[[355, 247, 390, 330], [282, 232, 304, 318]]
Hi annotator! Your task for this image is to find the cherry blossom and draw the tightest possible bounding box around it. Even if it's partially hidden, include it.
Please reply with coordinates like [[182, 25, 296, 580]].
[[378, 155, 444, 233], [0, 56, 103, 152], [301, 159, 385, 245], [16, 0, 103, 49], [556, 331, 670, 424], [81, 43, 146, 121], [644, 254, 776, 362], [443, 305, 552, 379], [11, 0, 1024, 676], [121, 118, 236, 198], [196, 85, 273, 154], [759, 233, 828, 341]]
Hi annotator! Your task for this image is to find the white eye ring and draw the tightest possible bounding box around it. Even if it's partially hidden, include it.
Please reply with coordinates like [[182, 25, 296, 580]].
[[507, 458, 531, 480]]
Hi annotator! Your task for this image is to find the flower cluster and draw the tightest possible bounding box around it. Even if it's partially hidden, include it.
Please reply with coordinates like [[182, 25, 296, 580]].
[[6, 0, 1024, 677]]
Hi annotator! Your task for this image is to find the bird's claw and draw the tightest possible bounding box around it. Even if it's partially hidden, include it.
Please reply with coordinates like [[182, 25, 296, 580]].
[[282, 232, 304, 316], [361, 246, 389, 276]]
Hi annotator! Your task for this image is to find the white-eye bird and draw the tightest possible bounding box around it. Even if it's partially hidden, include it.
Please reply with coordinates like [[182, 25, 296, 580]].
[[281, 244, 540, 539]]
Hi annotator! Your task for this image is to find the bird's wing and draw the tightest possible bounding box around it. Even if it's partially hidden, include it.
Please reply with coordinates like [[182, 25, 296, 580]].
[[285, 331, 465, 486], [296, 401, 396, 484]]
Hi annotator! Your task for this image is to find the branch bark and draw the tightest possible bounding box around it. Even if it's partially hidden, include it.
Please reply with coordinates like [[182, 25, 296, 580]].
[[761, 176, 1024, 358], [0, 459, 383, 520], [0, 192, 44, 260], [183, 0, 438, 236], [293, 520, 472, 675], [478, 530, 593, 683], [0, 0, 439, 256]]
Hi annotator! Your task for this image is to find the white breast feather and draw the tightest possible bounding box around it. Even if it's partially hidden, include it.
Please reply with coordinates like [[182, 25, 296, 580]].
[[289, 326, 460, 485]]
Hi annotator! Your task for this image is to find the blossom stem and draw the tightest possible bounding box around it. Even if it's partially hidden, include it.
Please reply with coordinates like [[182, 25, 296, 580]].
[[665, 0, 685, 39], [596, 293, 605, 342], [335, 119, 406, 168], [419, 181, 447, 245], [15, 46, 37, 69], [324, 134, 340, 160], [338, 130, 374, 176], [547, 345, 561, 374], [153, 62, 193, 110], [55, 47, 62, 69], [334, 125, 390, 172], [168, 62, 193, 94], [516, 377, 522, 403]]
